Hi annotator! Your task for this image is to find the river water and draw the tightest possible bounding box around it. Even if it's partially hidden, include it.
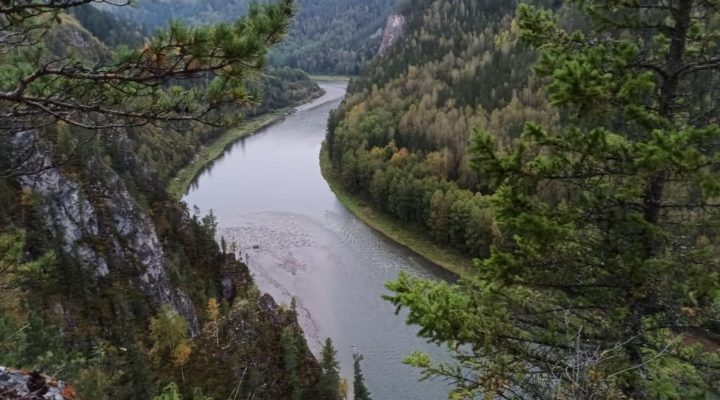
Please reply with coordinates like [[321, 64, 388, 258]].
[[184, 82, 452, 399]]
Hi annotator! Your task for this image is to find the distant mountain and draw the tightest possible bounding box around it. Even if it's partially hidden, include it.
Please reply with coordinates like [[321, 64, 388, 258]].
[[99, 0, 254, 28], [103, 0, 398, 75], [69, 3, 150, 47], [268, 0, 397, 75]]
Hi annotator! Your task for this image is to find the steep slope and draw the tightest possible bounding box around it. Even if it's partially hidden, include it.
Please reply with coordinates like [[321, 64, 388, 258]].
[[66, 5, 323, 187], [0, 14, 321, 400], [268, 0, 397, 74], [343, 0, 720, 397], [325, 0, 562, 262], [103, 0, 398, 75]]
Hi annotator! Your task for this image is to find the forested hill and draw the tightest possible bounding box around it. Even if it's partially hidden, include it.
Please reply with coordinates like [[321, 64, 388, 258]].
[[328, 0, 720, 397], [0, 7, 325, 400], [326, 0, 561, 257], [268, 0, 397, 74], [102, 0, 398, 75]]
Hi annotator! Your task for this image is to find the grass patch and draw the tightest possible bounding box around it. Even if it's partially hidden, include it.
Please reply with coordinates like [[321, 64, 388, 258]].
[[167, 109, 291, 200], [308, 74, 353, 82], [320, 147, 475, 277]]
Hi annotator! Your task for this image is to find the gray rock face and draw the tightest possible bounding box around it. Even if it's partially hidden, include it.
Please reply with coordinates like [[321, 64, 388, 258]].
[[9, 131, 109, 277], [221, 276, 236, 300], [258, 293, 283, 327], [0, 367, 68, 400], [378, 13, 406, 55], [7, 131, 199, 334], [94, 157, 198, 332]]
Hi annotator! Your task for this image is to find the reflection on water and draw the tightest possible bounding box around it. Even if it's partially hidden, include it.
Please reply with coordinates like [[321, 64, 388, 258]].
[[187, 136, 243, 193], [184, 82, 451, 400]]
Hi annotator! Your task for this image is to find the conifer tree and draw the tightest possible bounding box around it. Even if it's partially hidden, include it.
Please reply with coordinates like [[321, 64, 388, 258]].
[[0, 0, 295, 135], [352, 353, 372, 400], [317, 338, 342, 400], [281, 327, 302, 400], [387, 0, 720, 398]]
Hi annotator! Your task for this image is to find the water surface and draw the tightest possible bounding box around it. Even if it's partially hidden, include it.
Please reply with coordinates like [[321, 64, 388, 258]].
[[184, 82, 452, 399]]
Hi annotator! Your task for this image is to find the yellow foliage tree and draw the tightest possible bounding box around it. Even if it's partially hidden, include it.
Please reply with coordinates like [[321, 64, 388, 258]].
[[149, 305, 189, 369], [172, 342, 192, 385], [339, 378, 349, 400], [206, 298, 220, 345]]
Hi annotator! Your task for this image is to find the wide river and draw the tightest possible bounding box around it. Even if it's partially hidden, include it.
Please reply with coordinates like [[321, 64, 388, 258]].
[[184, 81, 452, 399]]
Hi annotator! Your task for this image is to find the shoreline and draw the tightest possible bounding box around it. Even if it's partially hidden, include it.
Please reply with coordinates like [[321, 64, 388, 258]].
[[167, 91, 325, 200], [319, 146, 475, 277], [170, 76, 475, 279], [308, 74, 352, 82]]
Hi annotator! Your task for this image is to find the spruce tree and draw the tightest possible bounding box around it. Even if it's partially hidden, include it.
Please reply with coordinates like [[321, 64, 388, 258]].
[[281, 327, 302, 400], [352, 353, 372, 400], [387, 0, 720, 398], [317, 338, 342, 400]]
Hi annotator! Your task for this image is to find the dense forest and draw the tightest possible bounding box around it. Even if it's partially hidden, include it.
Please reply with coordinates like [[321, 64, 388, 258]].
[[327, 0, 720, 398], [327, 0, 562, 257], [103, 0, 398, 75], [0, 1, 339, 399], [267, 0, 397, 75], [3, 0, 719, 398], [61, 5, 324, 186]]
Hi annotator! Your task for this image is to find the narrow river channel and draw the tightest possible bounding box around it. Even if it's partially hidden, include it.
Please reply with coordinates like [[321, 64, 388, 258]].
[[183, 81, 452, 399]]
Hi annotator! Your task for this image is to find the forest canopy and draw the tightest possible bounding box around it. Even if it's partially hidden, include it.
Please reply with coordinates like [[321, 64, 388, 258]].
[[102, 0, 398, 75], [327, 0, 720, 397], [0, 0, 295, 133]]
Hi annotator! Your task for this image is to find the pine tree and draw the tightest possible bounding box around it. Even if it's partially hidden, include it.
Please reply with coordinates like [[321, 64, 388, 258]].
[[352, 353, 372, 400], [0, 0, 295, 136], [281, 327, 302, 400], [387, 0, 720, 398], [115, 345, 154, 400], [316, 338, 342, 400]]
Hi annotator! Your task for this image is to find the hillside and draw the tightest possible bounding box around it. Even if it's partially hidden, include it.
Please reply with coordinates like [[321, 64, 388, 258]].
[[327, 0, 720, 397], [103, 0, 398, 75], [268, 0, 397, 74], [0, 10, 323, 400], [326, 0, 561, 259]]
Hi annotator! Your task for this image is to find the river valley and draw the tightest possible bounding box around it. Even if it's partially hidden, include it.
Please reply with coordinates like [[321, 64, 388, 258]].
[[183, 81, 452, 399]]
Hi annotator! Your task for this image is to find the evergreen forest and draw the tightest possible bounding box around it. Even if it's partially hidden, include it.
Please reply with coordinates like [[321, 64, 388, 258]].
[[1, 0, 719, 399], [102, 0, 399, 75], [326, 0, 720, 398]]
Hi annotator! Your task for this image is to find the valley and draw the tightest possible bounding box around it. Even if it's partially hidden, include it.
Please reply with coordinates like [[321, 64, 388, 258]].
[[1, 0, 718, 399], [183, 82, 452, 399]]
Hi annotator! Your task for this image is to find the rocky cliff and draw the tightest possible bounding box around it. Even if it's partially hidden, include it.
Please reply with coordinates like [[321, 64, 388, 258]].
[[0, 12, 322, 400], [378, 13, 406, 55], [8, 130, 199, 334], [0, 367, 73, 400]]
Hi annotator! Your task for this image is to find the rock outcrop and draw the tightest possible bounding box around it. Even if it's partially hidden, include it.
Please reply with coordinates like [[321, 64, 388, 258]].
[[378, 13, 406, 55], [0, 367, 73, 400], [6, 131, 199, 333]]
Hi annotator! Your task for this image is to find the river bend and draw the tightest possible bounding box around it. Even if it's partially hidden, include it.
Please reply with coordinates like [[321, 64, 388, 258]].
[[184, 82, 451, 400]]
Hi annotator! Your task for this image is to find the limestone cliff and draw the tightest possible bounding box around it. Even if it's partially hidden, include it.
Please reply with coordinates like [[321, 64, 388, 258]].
[[0, 12, 322, 400], [378, 13, 406, 55], [7, 130, 199, 333]]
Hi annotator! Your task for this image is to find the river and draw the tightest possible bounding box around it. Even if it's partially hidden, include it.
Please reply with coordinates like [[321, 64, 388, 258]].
[[183, 81, 452, 399]]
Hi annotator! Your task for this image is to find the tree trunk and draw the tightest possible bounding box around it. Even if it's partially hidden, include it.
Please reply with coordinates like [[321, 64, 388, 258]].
[[625, 1, 695, 398]]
